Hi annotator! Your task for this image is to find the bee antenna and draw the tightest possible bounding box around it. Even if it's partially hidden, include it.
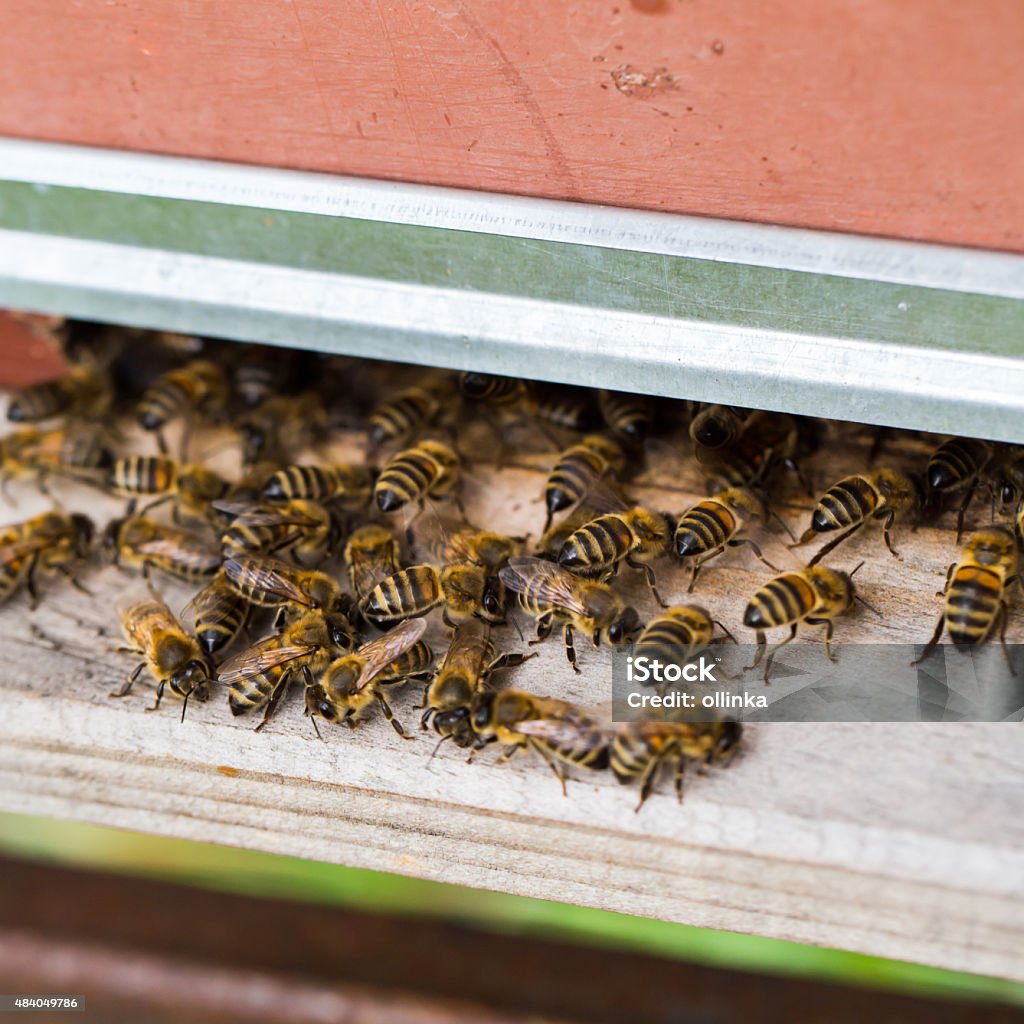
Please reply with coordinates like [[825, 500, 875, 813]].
[[849, 560, 867, 578], [430, 734, 452, 760], [180, 691, 190, 724], [310, 714, 325, 742], [713, 619, 737, 644], [855, 593, 884, 620]]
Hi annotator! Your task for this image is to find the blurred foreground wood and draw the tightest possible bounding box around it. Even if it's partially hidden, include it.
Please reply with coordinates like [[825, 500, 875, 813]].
[[0, 853, 1020, 1024]]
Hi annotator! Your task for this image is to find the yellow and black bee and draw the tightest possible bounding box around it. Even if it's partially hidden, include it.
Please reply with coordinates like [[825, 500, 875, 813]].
[[611, 719, 741, 811], [136, 359, 229, 453], [925, 437, 993, 540], [222, 555, 345, 614], [182, 569, 251, 657], [796, 469, 919, 566], [217, 499, 335, 564], [103, 516, 220, 583], [261, 462, 372, 507], [0, 511, 94, 606], [543, 434, 624, 533], [7, 365, 111, 423], [469, 689, 609, 794], [374, 440, 461, 514], [598, 390, 654, 445], [689, 405, 748, 449], [498, 557, 640, 673], [344, 524, 401, 604], [360, 562, 498, 628], [108, 455, 228, 524], [914, 526, 1020, 663]]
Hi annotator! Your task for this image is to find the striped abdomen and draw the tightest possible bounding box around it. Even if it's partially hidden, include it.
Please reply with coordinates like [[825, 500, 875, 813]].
[[545, 445, 607, 516], [378, 641, 435, 683], [945, 565, 1004, 645], [110, 456, 177, 496], [690, 405, 745, 449], [375, 451, 443, 513], [927, 439, 991, 492], [811, 476, 878, 533], [363, 566, 442, 624], [459, 373, 523, 404], [634, 616, 710, 665], [262, 465, 338, 502], [529, 706, 609, 770], [368, 389, 438, 448], [675, 500, 737, 558], [137, 543, 221, 582], [7, 379, 73, 423], [599, 391, 652, 443], [137, 374, 193, 431], [228, 661, 288, 716], [610, 725, 674, 784], [558, 514, 633, 573], [533, 391, 597, 431], [744, 573, 816, 630], [190, 573, 249, 655]]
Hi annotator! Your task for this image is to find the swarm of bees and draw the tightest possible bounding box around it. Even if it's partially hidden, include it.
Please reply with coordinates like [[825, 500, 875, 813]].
[[1, 321, 1021, 813]]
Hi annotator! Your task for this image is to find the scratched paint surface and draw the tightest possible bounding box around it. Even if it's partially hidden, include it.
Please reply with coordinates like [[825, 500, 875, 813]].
[[0, 1, 1022, 251]]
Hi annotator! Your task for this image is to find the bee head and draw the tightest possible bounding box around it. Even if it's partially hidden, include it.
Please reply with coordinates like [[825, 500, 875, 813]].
[[480, 575, 506, 622], [169, 659, 210, 701], [101, 518, 125, 561], [305, 682, 340, 723], [607, 605, 641, 645], [70, 514, 95, 556]]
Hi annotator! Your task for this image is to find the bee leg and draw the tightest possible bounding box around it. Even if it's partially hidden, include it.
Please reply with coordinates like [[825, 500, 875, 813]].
[[109, 661, 145, 698], [673, 756, 688, 805], [996, 601, 1017, 677], [712, 619, 737, 644], [495, 743, 522, 764], [935, 562, 955, 599], [376, 693, 413, 740], [530, 740, 569, 797], [911, 612, 947, 667], [155, 429, 168, 456], [735, 538, 779, 573], [954, 481, 978, 543], [488, 651, 539, 674], [628, 556, 668, 608], [805, 524, 862, 569], [763, 624, 798, 683], [56, 564, 93, 597], [25, 555, 41, 610], [144, 679, 165, 713], [746, 631, 766, 671], [255, 671, 293, 732], [634, 756, 663, 813], [563, 623, 581, 675], [880, 511, 900, 558], [807, 617, 837, 662], [528, 614, 554, 646]]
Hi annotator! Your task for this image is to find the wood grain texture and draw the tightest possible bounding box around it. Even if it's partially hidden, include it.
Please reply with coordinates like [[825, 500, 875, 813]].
[[1, 1, 1022, 250], [0, 416, 1021, 982]]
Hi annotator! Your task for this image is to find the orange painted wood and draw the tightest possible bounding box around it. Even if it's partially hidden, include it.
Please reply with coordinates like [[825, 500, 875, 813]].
[[0, 314, 65, 389], [1, 1, 1022, 251]]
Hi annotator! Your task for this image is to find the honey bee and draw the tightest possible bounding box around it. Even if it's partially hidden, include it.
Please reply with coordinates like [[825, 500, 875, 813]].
[[108, 456, 228, 524], [913, 527, 1020, 664], [991, 447, 1024, 513], [304, 618, 433, 736], [261, 462, 373, 507], [114, 595, 211, 717], [136, 359, 229, 453], [217, 608, 354, 728], [217, 499, 335, 564], [222, 555, 345, 613], [530, 384, 600, 433], [698, 411, 813, 494], [367, 376, 453, 453], [458, 372, 526, 405], [7, 365, 112, 423], [421, 620, 536, 747], [925, 438, 994, 540], [611, 719, 741, 811], [534, 507, 597, 561], [631, 605, 730, 678], [674, 487, 777, 589], [0, 424, 112, 494], [374, 440, 461, 514], [361, 562, 498, 628], [498, 557, 640, 673], [181, 569, 251, 656], [469, 690, 609, 794], [543, 434, 625, 533], [344, 524, 401, 604], [796, 469, 919, 567], [689, 405, 748, 449], [743, 565, 863, 681], [0, 511, 94, 606], [598, 390, 654, 445], [103, 516, 220, 582], [231, 344, 298, 409], [557, 505, 674, 606], [235, 392, 328, 467]]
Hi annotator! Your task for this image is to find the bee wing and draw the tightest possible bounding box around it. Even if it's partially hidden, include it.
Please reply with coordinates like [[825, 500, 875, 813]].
[[0, 536, 49, 564], [135, 534, 217, 561], [511, 716, 606, 746], [573, 477, 631, 516], [223, 557, 312, 606], [440, 618, 490, 671], [352, 618, 428, 691], [499, 557, 589, 617], [214, 502, 322, 528], [216, 640, 316, 685]]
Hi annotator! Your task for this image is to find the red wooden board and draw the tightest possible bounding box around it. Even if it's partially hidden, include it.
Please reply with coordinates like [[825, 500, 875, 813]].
[[1, 1, 1022, 251]]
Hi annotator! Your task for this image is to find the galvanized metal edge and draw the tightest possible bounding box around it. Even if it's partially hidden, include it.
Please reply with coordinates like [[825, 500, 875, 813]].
[[1, 138, 1023, 299], [1, 230, 1022, 442]]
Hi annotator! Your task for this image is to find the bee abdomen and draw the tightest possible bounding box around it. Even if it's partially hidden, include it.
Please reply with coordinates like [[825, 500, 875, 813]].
[[946, 567, 1002, 644], [744, 574, 814, 629], [927, 439, 990, 492], [263, 464, 332, 502], [110, 455, 176, 496], [675, 502, 734, 557], [634, 621, 696, 663], [364, 567, 441, 622], [559, 516, 631, 570], [546, 449, 603, 514], [600, 392, 652, 443], [609, 732, 651, 783], [137, 378, 190, 430], [228, 672, 275, 716], [369, 391, 436, 446], [375, 452, 439, 512], [460, 373, 522, 404], [812, 478, 875, 533]]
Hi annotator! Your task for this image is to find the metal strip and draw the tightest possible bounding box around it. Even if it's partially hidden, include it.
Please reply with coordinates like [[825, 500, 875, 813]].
[[1, 138, 1023, 299], [1, 230, 1021, 442]]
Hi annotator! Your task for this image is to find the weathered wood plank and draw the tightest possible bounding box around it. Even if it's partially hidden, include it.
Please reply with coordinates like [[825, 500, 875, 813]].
[[0, 416, 1021, 982]]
